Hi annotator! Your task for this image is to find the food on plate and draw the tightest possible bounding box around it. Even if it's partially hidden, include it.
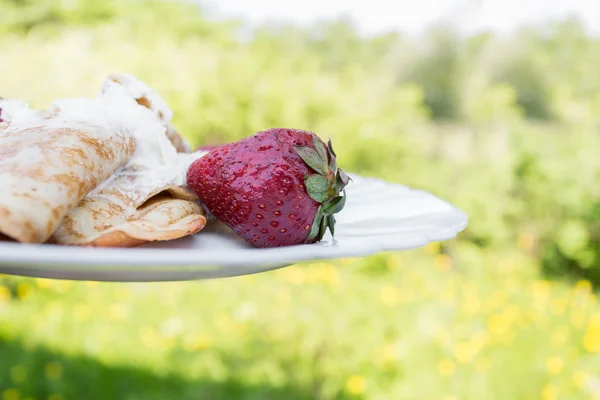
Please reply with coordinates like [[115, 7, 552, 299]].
[[49, 74, 206, 247], [0, 98, 136, 243], [186, 127, 350, 248], [0, 74, 349, 249], [0, 74, 206, 246]]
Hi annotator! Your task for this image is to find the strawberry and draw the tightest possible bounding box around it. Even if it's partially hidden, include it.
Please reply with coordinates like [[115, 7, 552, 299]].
[[186, 128, 350, 248]]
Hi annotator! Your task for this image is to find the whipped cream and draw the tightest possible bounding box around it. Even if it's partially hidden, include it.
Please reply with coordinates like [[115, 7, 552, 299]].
[[0, 98, 46, 126]]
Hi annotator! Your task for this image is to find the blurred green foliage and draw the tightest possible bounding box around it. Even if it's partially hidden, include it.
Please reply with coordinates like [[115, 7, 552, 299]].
[[2, 0, 600, 399]]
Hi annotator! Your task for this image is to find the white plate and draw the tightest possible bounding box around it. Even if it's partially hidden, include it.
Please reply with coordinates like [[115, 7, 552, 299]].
[[0, 174, 468, 282]]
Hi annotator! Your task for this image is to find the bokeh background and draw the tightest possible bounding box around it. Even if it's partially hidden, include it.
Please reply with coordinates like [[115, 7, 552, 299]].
[[1, 0, 600, 399]]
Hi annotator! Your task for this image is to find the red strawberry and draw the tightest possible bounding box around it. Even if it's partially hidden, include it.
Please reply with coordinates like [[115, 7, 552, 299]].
[[186, 128, 350, 248]]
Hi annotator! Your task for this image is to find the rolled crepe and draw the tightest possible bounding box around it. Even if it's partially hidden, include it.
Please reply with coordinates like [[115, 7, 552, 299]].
[[1, 74, 205, 246], [50, 74, 207, 247], [50, 187, 206, 247], [0, 98, 136, 243]]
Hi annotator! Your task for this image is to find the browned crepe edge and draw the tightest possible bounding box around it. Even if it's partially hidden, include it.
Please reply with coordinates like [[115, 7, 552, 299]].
[[52, 194, 207, 248], [165, 125, 192, 153]]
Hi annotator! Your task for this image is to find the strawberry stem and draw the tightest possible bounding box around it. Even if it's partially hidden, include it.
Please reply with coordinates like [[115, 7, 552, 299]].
[[294, 135, 350, 243]]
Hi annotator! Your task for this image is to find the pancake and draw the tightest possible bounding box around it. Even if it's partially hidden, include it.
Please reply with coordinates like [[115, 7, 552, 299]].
[[50, 74, 207, 247], [1, 74, 207, 247], [0, 98, 136, 243]]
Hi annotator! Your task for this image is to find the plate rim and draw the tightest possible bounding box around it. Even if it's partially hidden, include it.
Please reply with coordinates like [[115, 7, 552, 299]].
[[0, 174, 468, 273]]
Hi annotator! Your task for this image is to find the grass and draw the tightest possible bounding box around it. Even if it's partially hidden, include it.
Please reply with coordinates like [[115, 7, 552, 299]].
[[0, 241, 599, 400]]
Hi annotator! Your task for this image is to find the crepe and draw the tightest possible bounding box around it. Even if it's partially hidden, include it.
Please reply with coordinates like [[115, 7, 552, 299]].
[[50, 156, 207, 247], [1, 74, 206, 247], [0, 98, 136, 243], [166, 125, 192, 153], [49, 74, 207, 247], [50, 188, 205, 247]]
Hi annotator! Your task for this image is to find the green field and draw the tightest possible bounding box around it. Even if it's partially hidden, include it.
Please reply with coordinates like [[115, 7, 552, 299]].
[[2, 1, 600, 399], [1, 250, 599, 399]]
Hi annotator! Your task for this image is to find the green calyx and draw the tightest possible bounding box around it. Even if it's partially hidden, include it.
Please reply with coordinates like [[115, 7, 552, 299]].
[[293, 136, 351, 243]]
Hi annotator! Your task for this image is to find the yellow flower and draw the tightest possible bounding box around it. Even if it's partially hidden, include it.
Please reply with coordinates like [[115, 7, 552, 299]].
[[53, 280, 72, 293], [379, 285, 399, 307], [140, 326, 159, 348], [36, 278, 51, 288], [276, 267, 305, 285], [571, 371, 588, 389], [345, 375, 366, 395], [437, 359, 456, 377], [85, 281, 100, 287], [2, 388, 20, 400], [541, 384, 558, 400], [234, 322, 248, 335], [424, 242, 440, 255], [115, 286, 132, 301], [44, 362, 62, 381], [376, 344, 397, 369], [387, 254, 402, 271], [163, 337, 176, 350], [546, 356, 563, 375], [73, 305, 91, 322], [434, 254, 452, 271], [16, 282, 34, 300], [384, 256, 399, 272], [462, 294, 481, 314], [574, 280, 592, 294], [472, 331, 490, 348], [339, 258, 357, 265], [488, 313, 512, 337], [583, 313, 600, 353], [454, 341, 479, 364], [9, 365, 26, 383], [531, 280, 551, 299], [184, 335, 213, 352], [0, 286, 11, 302], [310, 264, 340, 287]]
